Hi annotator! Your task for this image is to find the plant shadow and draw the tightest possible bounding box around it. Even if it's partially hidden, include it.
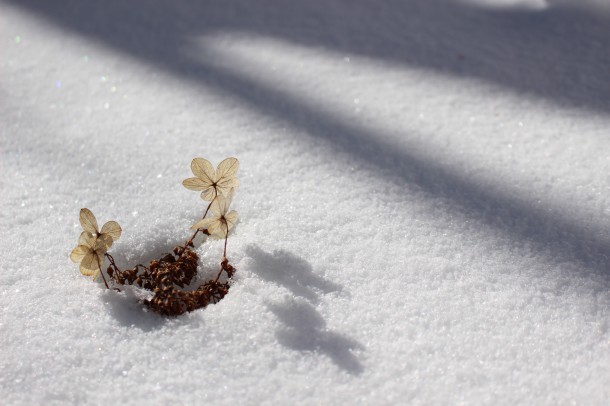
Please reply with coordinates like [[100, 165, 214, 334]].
[[246, 245, 364, 375], [268, 298, 364, 376], [246, 245, 343, 304]]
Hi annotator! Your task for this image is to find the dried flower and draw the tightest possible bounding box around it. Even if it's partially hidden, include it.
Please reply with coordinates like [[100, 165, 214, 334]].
[[191, 190, 238, 238], [78, 208, 122, 250], [182, 157, 240, 201], [70, 231, 112, 280], [70, 156, 239, 314]]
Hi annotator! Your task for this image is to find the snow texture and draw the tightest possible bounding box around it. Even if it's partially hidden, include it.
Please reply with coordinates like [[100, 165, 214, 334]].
[[1, 0, 609, 404]]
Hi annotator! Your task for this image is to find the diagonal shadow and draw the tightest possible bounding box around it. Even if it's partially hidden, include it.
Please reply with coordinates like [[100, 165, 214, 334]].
[[244, 246, 363, 374], [246, 245, 343, 304], [6, 0, 610, 286], [6, 0, 610, 113]]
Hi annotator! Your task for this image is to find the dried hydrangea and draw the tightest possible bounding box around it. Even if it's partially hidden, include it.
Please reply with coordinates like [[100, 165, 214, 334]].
[[78, 208, 122, 250], [70, 209, 121, 284], [69, 231, 110, 280], [70, 157, 240, 316], [191, 189, 238, 238], [182, 157, 240, 200]]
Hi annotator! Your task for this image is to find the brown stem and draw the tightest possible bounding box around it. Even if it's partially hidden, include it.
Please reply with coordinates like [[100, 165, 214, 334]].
[[178, 198, 216, 258], [223, 226, 229, 259], [214, 226, 230, 283], [96, 254, 110, 289], [105, 253, 119, 271]]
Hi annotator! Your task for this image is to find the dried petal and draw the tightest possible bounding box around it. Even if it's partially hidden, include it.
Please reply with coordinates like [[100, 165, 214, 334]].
[[95, 234, 114, 253], [80, 252, 101, 275], [182, 177, 210, 191], [225, 210, 238, 230], [192, 217, 216, 230], [79, 265, 96, 277], [79, 208, 99, 235], [191, 158, 215, 183], [207, 220, 222, 236], [101, 221, 122, 242], [215, 157, 239, 181], [70, 245, 89, 263], [200, 187, 217, 201], [216, 177, 240, 194], [78, 231, 96, 248]]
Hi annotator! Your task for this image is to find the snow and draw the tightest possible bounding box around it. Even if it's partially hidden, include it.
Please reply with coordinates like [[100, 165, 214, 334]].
[[1, 0, 609, 404]]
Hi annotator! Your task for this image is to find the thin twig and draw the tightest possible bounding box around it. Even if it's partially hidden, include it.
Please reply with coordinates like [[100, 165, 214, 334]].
[[96, 255, 110, 289], [178, 198, 215, 257]]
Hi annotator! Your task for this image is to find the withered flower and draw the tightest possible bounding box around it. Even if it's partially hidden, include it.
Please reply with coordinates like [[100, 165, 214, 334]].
[[70, 208, 122, 281], [70, 231, 112, 280], [191, 190, 238, 238], [182, 157, 240, 201], [78, 208, 122, 250]]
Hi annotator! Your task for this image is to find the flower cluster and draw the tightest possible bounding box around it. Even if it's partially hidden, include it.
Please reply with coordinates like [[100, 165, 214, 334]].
[[70, 208, 121, 288], [183, 157, 239, 243], [182, 157, 239, 201], [70, 157, 240, 316]]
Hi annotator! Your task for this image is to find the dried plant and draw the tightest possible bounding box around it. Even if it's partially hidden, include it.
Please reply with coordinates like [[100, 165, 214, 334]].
[[70, 208, 122, 289], [70, 157, 240, 316], [182, 157, 239, 200]]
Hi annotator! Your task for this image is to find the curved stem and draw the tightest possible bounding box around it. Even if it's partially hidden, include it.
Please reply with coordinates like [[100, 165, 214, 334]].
[[105, 253, 119, 271], [179, 197, 216, 257]]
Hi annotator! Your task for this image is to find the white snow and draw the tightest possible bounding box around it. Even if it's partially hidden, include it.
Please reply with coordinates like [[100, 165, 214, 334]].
[[1, 0, 609, 404]]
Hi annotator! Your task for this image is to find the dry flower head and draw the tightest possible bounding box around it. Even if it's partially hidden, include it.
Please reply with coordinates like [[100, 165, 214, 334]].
[[78, 208, 122, 250], [70, 209, 121, 280], [182, 157, 240, 200], [191, 189, 238, 238]]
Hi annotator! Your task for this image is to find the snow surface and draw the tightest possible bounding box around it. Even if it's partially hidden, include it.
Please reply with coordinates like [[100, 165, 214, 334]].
[[1, 0, 609, 404]]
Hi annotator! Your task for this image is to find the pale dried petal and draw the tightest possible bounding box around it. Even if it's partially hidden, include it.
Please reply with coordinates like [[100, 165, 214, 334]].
[[225, 210, 238, 231], [80, 264, 101, 280], [191, 217, 217, 230], [80, 252, 101, 275], [95, 234, 113, 253], [216, 177, 240, 194], [200, 187, 217, 201], [211, 192, 232, 216], [219, 190, 235, 215], [210, 195, 223, 216], [95, 251, 105, 277], [78, 231, 96, 248], [80, 208, 99, 235], [101, 221, 122, 242], [70, 245, 90, 263], [215, 157, 239, 181], [191, 158, 215, 183], [79, 265, 97, 277], [183, 177, 210, 191], [207, 219, 222, 236]]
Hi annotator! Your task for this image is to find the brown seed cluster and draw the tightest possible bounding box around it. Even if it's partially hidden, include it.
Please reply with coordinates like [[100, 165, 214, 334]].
[[107, 247, 235, 316]]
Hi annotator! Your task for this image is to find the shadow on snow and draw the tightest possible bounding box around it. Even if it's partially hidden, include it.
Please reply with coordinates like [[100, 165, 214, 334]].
[[246, 245, 364, 375]]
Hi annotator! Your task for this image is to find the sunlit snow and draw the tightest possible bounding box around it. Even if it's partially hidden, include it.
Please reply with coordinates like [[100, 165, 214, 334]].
[[1, 0, 609, 404]]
